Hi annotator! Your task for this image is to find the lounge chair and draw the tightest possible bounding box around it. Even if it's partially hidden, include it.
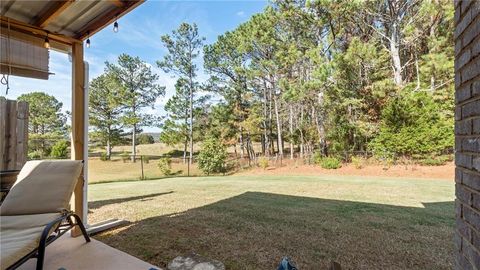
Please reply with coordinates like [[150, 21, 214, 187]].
[[0, 160, 90, 270]]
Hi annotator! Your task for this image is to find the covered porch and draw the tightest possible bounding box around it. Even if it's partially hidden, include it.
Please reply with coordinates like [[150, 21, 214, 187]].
[[17, 235, 158, 270], [1, 1, 159, 269]]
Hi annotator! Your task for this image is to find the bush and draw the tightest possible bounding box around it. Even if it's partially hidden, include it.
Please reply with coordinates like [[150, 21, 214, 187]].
[[197, 137, 228, 175], [28, 150, 42, 160], [351, 156, 365, 169], [319, 157, 342, 169], [370, 91, 453, 158], [419, 156, 449, 166], [142, 155, 150, 164], [158, 157, 172, 175], [50, 140, 69, 159], [312, 151, 323, 164], [258, 157, 269, 169], [120, 151, 129, 163], [100, 152, 109, 161], [137, 134, 155, 145]]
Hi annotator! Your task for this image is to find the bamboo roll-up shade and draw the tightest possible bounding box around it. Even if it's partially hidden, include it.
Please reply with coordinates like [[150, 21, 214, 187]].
[[0, 34, 49, 80]]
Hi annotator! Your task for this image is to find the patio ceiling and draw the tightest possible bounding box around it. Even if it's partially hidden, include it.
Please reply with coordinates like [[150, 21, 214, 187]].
[[0, 0, 144, 51]]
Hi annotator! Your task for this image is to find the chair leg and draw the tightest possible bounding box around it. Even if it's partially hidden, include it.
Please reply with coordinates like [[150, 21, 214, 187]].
[[72, 214, 91, 243], [36, 242, 46, 270]]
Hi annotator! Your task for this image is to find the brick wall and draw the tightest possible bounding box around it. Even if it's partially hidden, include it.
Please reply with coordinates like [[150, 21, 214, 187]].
[[455, 1, 480, 269]]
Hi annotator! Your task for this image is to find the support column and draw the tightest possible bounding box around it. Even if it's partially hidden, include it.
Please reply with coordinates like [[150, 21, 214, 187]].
[[71, 42, 85, 237]]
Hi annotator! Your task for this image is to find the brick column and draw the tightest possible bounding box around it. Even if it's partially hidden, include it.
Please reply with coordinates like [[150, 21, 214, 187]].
[[454, 1, 480, 269]]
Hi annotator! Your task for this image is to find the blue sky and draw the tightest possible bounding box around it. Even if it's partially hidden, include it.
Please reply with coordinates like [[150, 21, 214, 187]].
[[2, 0, 267, 132]]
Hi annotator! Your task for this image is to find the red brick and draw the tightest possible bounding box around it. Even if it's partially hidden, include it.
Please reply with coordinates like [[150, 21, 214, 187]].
[[473, 118, 480, 134], [456, 83, 472, 103], [463, 171, 480, 190], [463, 16, 480, 47], [458, 168, 465, 183], [457, 49, 472, 70], [456, 119, 472, 135], [462, 101, 480, 118], [457, 183, 473, 205], [458, 217, 472, 240], [462, 137, 480, 152], [456, 152, 473, 169], [463, 206, 480, 231]]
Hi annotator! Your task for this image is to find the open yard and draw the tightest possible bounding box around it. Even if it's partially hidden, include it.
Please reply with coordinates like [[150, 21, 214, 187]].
[[88, 175, 454, 269]]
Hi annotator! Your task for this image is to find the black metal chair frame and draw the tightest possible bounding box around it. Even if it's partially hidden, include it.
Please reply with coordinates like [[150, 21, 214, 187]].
[[6, 211, 90, 270]]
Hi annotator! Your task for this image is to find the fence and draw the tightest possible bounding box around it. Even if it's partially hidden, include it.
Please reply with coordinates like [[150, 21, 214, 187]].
[[0, 97, 28, 171]]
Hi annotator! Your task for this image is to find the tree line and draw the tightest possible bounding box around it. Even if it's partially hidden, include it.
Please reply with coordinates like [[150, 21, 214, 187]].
[[89, 0, 455, 163]]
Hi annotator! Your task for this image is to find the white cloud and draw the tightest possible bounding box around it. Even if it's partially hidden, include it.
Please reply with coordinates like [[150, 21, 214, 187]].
[[236, 11, 245, 17]]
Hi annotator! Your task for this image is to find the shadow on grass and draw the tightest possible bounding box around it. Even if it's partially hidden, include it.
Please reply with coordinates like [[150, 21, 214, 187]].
[[89, 191, 174, 210], [94, 192, 454, 270]]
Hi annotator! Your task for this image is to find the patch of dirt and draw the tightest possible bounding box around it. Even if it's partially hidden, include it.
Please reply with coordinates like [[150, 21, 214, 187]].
[[235, 161, 454, 180]]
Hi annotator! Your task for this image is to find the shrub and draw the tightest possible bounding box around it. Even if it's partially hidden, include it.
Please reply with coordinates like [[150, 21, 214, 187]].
[[197, 137, 228, 175], [319, 157, 342, 169], [120, 151, 129, 163], [142, 155, 150, 164], [370, 91, 453, 158], [28, 150, 42, 160], [419, 156, 449, 166], [50, 140, 69, 159], [158, 157, 172, 175], [100, 152, 108, 161], [313, 151, 323, 165], [137, 134, 155, 145], [351, 156, 365, 169], [258, 157, 269, 169]]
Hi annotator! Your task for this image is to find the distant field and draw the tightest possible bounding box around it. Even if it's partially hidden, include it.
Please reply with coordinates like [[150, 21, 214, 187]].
[[93, 142, 263, 156], [87, 157, 203, 183], [89, 175, 454, 269], [109, 143, 196, 156], [87, 143, 454, 183]]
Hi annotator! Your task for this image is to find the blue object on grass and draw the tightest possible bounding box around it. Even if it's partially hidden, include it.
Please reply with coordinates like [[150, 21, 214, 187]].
[[277, 257, 298, 270]]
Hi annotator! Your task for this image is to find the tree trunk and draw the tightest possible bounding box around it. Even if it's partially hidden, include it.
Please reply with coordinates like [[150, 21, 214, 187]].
[[131, 123, 136, 162], [263, 84, 269, 156], [389, 21, 404, 87], [183, 135, 188, 164], [268, 83, 274, 155], [415, 54, 420, 90], [107, 139, 111, 160], [300, 105, 304, 158], [183, 112, 188, 164], [289, 104, 294, 159], [273, 95, 283, 157], [131, 97, 137, 162], [189, 78, 194, 165], [239, 128, 245, 159], [106, 126, 111, 160]]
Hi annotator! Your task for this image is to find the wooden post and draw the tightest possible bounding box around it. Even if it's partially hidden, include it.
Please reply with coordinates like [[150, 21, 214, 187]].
[[15, 101, 28, 169], [0, 98, 28, 171], [71, 42, 85, 237], [0, 97, 6, 170]]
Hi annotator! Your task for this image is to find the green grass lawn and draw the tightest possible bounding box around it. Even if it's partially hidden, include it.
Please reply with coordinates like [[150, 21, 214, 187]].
[[88, 175, 454, 270]]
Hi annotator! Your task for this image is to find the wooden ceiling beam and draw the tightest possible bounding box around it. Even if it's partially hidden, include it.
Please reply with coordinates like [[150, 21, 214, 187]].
[[75, 0, 144, 41], [0, 16, 80, 46], [110, 0, 126, 8], [0, 25, 71, 52], [34, 0, 75, 28]]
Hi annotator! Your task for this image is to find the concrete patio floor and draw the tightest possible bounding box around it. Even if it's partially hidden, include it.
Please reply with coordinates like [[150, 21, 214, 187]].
[[17, 233, 161, 270]]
